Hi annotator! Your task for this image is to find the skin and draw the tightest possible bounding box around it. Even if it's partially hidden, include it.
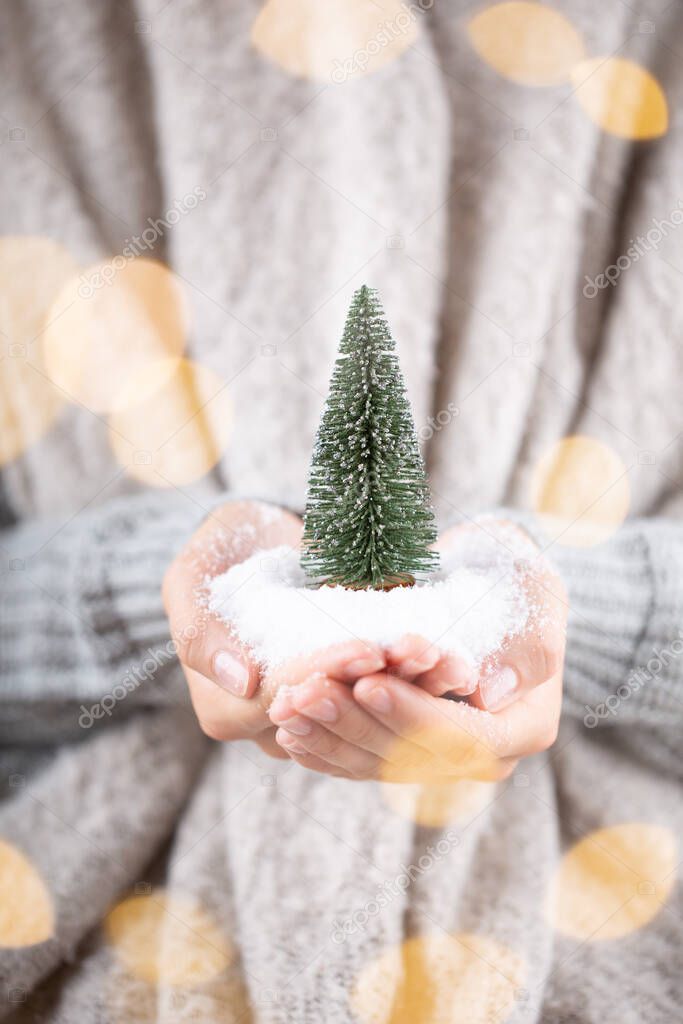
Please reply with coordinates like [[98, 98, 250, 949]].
[[163, 501, 567, 778]]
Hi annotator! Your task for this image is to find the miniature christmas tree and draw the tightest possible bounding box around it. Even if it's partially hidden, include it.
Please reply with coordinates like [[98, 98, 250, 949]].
[[301, 285, 439, 589]]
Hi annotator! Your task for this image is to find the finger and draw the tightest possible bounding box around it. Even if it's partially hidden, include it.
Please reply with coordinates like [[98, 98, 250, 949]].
[[415, 652, 477, 697], [354, 671, 560, 773], [273, 679, 474, 782], [474, 569, 566, 711], [479, 675, 561, 759], [276, 724, 380, 779], [352, 673, 505, 779], [164, 552, 261, 699], [274, 737, 355, 779], [493, 673, 562, 756], [276, 727, 466, 783], [385, 635, 441, 680], [270, 676, 397, 758], [262, 640, 385, 700], [476, 620, 565, 711], [185, 667, 270, 741]]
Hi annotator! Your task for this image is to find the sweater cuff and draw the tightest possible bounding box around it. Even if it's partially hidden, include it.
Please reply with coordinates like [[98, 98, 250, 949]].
[[534, 518, 683, 727], [550, 529, 653, 723]]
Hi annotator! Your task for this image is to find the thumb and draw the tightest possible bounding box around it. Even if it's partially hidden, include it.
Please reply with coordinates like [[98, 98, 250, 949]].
[[473, 571, 566, 712], [163, 560, 261, 699], [473, 631, 562, 712]]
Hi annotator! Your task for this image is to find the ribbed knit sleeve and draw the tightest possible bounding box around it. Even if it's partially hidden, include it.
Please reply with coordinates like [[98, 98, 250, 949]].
[[0, 490, 207, 714], [552, 521, 683, 728]]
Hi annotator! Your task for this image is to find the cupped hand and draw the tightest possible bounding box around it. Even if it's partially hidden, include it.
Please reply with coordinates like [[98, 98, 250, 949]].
[[163, 499, 299, 756], [420, 520, 567, 712], [267, 519, 567, 780], [162, 500, 388, 756]]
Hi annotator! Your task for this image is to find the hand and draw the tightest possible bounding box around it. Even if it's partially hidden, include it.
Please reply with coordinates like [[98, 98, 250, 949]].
[[162, 500, 388, 757], [418, 520, 567, 712], [267, 519, 567, 780], [162, 499, 302, 757]]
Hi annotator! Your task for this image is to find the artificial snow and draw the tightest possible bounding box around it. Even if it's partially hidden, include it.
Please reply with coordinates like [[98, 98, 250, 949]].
[[207, 543, 529, 671]]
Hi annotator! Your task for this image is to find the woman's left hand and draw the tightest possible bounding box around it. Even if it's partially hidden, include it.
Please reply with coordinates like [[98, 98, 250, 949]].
[[268, 520, 567, 781]]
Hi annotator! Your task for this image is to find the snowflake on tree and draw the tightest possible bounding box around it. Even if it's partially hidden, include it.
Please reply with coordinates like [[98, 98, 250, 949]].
[[301, 285, 439, 590]]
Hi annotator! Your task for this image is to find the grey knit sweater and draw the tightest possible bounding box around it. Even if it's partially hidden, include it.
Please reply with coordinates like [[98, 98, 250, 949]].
[[1, 2, 683, 1022]]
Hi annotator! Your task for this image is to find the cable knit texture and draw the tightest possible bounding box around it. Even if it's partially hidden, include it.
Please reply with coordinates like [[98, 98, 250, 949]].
[[1, 2, 683, 1022]]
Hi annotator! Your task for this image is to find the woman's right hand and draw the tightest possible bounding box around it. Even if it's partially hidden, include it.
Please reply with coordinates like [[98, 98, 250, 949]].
[[162, 499, 389, 758], [162, 499, 303, 756]]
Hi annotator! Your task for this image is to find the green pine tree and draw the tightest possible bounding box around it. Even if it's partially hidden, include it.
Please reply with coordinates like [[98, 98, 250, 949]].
[[301, 285, 439, 589]]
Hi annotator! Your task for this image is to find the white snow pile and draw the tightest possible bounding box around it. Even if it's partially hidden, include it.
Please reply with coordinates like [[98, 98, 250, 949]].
[[207, 543, 528, 671]]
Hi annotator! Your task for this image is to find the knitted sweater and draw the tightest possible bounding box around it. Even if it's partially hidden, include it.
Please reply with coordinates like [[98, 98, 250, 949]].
[[1, 2, 683, 1022]]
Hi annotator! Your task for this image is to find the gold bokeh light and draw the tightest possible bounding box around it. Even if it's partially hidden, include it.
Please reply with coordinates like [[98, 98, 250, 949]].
[[380, 717, 503, 786], [104, 889, 233, 987], [467, 2, 585, 87], [571, 57, 668, 140], [381, 779, 497, 828], [351, 932, 525, 1024], [42, 257, 188, 415], [0, 839, 54, 948], [251, 0, 419, 82], [547, 823, 677, 941], [530, 435, 630, 547], [0, 236, 78, 466], [108, 357, 233, 487]]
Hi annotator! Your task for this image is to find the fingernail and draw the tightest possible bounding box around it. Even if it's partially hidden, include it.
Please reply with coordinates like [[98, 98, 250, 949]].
[[358, 685, 392, 714], [345, 655, 384, 678], [481, 667, 518, 711], [277, 715, 312, 736], [277, 729, 307, 753], [299, 697, 338, 723], [213, 650, 250, 697]]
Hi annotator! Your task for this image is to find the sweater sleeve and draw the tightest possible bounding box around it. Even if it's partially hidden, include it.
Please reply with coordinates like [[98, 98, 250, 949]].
[[0, 490, 207, 725], [550, 520, 683, 729]]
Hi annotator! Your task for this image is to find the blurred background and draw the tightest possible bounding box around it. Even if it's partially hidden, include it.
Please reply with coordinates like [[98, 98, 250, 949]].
[[1, 2, 683, 1022], [1, 0, 680, 536]]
